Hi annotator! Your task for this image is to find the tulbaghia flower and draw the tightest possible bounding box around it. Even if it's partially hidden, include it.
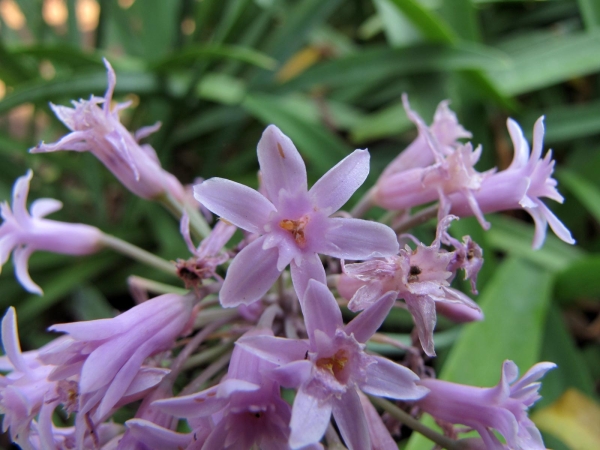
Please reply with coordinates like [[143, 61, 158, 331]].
[[176, 213, 236, 289], [0, 307, 58, 449], [39, 293, 194, 442], [380, 95, 471, 178], [154, 328, 294, 450], [31, 59, 185, 202], [239, 280, 428, 449], [448, 117, 574, 249], [374, 141, 494, 229], [416, 360, 557, 450], [340, 216, 482, 356], [0, 170, 103, 295], [194, 125, 399, 306]]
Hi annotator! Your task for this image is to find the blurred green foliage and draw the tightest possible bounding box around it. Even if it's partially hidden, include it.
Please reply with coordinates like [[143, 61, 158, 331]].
[[1, 0, 600, 448]]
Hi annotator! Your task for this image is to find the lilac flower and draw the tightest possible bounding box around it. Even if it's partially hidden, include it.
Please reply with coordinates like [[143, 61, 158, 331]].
[[374, 141, 494, 229], [340, 216, 482, 356], [448, 117, 574, 248], [39, 293, 194, 444], [154, 329, 294, 450], [380, 94, 471, 178], [176, 213, 236, 289], [31, 59, 185, 202], [416, 360, 557, 450], [194, 125, 399, 306], [0, 170, 103, 295], [239, 280, 428, 449], [0, 307, 58, 449]]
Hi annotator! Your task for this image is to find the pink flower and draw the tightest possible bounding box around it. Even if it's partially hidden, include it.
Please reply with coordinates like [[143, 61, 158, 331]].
[[31, 59, 185, 202], [339, 216, 482, 356], [238, 280, 428, 449], [380, 95, 471, 177], [449, 117, 574, 249], [417, 360, 556, 450], [39, 293, 193, 446], [194, 125, 399, 307], [0, 171, 103, 295]]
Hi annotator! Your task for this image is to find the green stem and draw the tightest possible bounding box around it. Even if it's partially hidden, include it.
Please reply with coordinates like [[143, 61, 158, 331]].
[[99, 233, 177, 276], [128, 275, 188, 295], [392, 203, 439, 234], [159, 192, 211, 240], [183, 342, 234, 371], [369, 397, 462, 450]]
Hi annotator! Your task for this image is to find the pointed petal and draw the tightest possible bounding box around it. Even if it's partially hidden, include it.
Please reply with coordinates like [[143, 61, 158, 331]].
[[290, 253, 326, 301], [13, 246, 42, 295], [321, 218, 399, 259], [405, 296, 437, 357], [526, 205, 548, 250], [30, 198, 63, 218], [530, 116, 545, 165], [123, 367, 170, 397], [345, 291, 395, 343], [289, 389, 332, 449], [126, 419, 191, 450], [12, 171, 32, 224], [258, 125, 307, 203], [217, 379, 260, 397], [361, 356, 428, 400], [237, 334, 308, 365], [193, 178, 275, 234], [102, 58, 116, 111], [220, 236, 281, 306], [536, 201, 575, 246], [180, 212, 196, 255], [302, 279, 343, 341], [332, 389, 370, 450], [309, 150, 370, 213], [155, 385, 229, 417], [507, 118, 530, 170], [358, 391, 398, 450], [1, 307, 29, 373], [272, 360, 313, 387]]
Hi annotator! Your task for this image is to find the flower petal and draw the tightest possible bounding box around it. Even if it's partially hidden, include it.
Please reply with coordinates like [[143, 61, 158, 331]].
[[272, 360, 313, 388], [361, 355, 428, 400], [309, 150, 370, 214], [332, 389, 370, 450], [321, 218, 399, 259], [1, 307, 29, 373], [194, 178, 275, 234], [12, 171, 32, 224], [258, 125, 307, 203], [536, 201, 575, 246], [13, 245, 42, 295], [344, 291, 396, 343], [302, 279, 343, 341], [289, 389, 332, 449], [154, 385, 228, 417], [237, 334, 309, 366], [220, 236, 282, 307], [30, 198, 63, 218], [405, 295, 437, 357], [290, 253, 326, 301], [126, 419, 191, 450]]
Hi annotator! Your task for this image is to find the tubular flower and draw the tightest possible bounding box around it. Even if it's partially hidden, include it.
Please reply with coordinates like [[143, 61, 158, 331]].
[[238, 280, 428, 450], [194, 125, 399, 307], [339, 216, 482, 356], [380, 94, 471, 177], [0, 171, 103, 295], [31, 59, 185, 202], [154, 328, 296, 450], [39, 293, 194, 446], [449, 117, 574, 249], [416, 360, 557, 450]]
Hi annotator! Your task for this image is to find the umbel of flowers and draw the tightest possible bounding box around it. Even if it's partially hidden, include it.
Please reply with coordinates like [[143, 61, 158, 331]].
[[0, 61, 567, 450]]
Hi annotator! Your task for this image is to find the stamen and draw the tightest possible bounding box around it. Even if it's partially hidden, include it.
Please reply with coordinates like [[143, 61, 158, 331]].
[[279, 216, 309, 247]]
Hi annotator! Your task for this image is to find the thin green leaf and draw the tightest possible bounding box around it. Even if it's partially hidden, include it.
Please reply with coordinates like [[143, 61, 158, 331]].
[[485, 215, 584, 273], [488, 30, 600, 96], [538, 305, 597, 408], [554, 255, 600, 303], [281, 43, 510, 92], [386, 0, 456, 43], [152, 45, 278, 71], [578, 0, 600, 30], [557, 169, 600, 223]]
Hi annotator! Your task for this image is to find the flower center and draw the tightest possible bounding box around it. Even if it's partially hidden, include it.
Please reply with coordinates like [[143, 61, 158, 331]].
[[279, 216, 309, 248], [408, 265, 421, 282], [316, 349, 348, 379]]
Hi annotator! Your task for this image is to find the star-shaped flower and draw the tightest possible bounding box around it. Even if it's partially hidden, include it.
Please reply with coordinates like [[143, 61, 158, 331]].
[[194, 125, 399, 306]]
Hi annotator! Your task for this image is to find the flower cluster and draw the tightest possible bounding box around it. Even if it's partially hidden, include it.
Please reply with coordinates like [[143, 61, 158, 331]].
[[0, 62, 563, 449]]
